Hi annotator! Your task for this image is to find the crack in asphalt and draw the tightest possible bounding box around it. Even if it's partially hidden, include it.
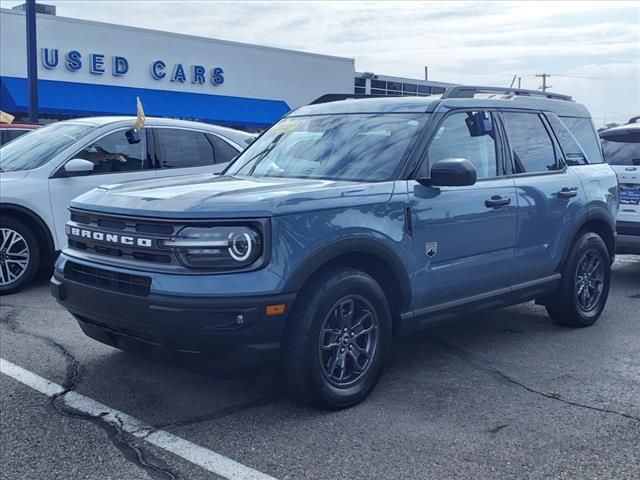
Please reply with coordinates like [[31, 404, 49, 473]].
[[154, 396, 276, 430], [0, 306, 178, 480], [431, 338, 640, 423]]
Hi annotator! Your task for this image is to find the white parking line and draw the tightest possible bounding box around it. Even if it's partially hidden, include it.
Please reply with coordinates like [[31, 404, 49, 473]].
[[0, 358, 279, 480]]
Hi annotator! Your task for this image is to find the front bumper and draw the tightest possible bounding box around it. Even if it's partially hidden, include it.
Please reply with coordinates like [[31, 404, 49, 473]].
[[616, 221, 640, 255], [51, 257, 296, 367]]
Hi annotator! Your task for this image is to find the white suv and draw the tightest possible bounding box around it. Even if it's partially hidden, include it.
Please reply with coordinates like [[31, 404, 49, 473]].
[[600, 118, 640, 255], [0, 116, 253, 293]]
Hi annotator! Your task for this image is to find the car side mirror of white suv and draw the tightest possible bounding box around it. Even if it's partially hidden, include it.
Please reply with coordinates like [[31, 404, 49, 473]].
[[64, 158, 95, 177]]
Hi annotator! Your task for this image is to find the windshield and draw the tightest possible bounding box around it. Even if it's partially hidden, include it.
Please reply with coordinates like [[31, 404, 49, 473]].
[[226, 113, 426, 182], [0, 123, 96, 172], [601, 136, 640, 166]]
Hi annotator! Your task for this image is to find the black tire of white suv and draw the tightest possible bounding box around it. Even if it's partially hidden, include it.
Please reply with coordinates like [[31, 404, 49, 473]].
[[280, 267, 392, 410], [0, 217, 40, 295], [546, 231, 611, 327]]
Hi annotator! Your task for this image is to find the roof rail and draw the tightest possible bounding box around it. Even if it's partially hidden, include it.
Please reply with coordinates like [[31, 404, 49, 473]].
[[628, 115, 640, 124], [310, 93, 387, 105], [442, 85, 573, 102]]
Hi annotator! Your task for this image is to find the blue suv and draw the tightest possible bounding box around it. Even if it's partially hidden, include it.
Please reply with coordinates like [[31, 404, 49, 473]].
[[51, 86, 618, 409]]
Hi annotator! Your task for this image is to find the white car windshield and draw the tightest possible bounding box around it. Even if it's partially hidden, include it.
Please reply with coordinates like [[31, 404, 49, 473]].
[[0, 122, 96, 172]]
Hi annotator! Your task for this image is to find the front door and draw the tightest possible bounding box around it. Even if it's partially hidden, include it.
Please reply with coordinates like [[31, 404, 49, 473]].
[[409, 110, 518, 308], [48, 128, 155, 249]]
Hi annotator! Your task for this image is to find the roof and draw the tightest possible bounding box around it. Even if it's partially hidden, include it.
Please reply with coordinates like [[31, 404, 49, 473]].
[[600, 121, 640, 138], [0, 76, 290, 128], [1, 8, 354, 64], [0, 123, 40, 129], [293, 92, 592, 118], [55, 116, 254, 143], [293, 96, 441, 115]]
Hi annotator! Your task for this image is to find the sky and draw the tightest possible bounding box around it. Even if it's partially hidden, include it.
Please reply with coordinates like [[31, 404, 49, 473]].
[[1, 0, 639, 127]]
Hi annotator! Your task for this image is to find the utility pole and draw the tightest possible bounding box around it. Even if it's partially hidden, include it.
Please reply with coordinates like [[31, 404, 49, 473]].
[[424, 66, 428, 82], [26, 0, 39, 123], [536, 73, 551, 92]]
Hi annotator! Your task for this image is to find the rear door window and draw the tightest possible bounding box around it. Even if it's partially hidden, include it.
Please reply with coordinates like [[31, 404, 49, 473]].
[[501, 112, 558, 173], [156, 129, 216, 169]]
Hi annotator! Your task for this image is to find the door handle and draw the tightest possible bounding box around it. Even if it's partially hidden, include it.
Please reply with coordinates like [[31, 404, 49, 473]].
[[558, 187, 578, 199], [485, 195, 511, 208]]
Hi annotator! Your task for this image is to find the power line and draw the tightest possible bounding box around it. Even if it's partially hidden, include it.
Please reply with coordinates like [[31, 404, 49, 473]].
[[548, 73, 639, 83]]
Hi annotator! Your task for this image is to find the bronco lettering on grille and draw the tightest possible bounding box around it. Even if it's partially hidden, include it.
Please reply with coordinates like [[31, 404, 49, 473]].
[[69, 227, 153, 248]]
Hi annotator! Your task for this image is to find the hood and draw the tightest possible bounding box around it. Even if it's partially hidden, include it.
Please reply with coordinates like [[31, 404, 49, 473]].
[[0, 170, 29, 183], [70, 174, 394, 219]]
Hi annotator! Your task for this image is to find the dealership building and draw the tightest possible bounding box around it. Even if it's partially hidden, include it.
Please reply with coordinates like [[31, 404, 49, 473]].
[[0, 5, 453, 130]]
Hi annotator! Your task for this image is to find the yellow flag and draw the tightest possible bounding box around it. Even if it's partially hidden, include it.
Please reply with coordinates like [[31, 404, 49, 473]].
[[133, 96, 145, 130], [0, 111, 15, 124]]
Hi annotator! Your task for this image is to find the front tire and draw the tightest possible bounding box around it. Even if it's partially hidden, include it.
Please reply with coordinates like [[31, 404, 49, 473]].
[[546, 231, 611, 327], [281, 268, 392, 409], [0, 218, 40, 295]]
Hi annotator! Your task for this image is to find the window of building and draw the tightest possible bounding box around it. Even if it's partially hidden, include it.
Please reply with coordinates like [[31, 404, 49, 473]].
[[156, 129, 215, 168], [431, 86, 446, 95], [371, 88, 386, 95], [371, 79, 386, 90], [427, 112, 498, 179], [386, 81, 402, 92], [75, 129, 148, 174], [560, 117, 604, 164], [354, 77, 366, 87], [418, 85, 431, 95], [403, 83, 417, 94], [502, 112, 557, 173], [354, 87, 366, 94]]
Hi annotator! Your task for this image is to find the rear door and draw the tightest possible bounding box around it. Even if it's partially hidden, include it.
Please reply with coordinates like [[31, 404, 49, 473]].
[[600, 129, 640, 222], [153, 128, 240, 178], [500, 111, 584, 283]]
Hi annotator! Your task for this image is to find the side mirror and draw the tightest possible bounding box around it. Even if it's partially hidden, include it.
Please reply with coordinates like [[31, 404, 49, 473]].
[[63, 158, 95, 177], [418, 158, 477, 187]]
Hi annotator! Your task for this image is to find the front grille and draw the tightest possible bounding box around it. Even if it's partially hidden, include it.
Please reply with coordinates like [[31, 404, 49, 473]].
[[68, 210, 177, 265], [65, 261, 151, 297]]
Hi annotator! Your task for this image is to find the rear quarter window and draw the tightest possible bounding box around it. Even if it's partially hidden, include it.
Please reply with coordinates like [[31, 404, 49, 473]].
[[559, 117, 604, 164]]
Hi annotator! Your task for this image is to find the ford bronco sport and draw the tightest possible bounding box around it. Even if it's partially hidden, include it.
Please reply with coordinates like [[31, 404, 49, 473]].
[[52, 86, 618, 409]]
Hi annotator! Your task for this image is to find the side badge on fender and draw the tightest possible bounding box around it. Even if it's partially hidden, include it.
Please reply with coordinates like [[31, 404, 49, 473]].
[[426, 242, 438, 257]]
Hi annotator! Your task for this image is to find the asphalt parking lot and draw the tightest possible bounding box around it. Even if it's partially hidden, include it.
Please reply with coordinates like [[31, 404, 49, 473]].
[[1, 256, 638, 480]]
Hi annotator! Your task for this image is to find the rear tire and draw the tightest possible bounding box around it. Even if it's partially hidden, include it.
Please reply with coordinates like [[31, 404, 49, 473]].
[[0, 217, 40, 295], [546, 231, 610, 327], [280, 267, 392, 409]]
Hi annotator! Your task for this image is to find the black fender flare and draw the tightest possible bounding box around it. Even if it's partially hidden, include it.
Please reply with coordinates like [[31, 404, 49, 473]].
[[283, 236, 413, 310], [559, 206, 615, 269]]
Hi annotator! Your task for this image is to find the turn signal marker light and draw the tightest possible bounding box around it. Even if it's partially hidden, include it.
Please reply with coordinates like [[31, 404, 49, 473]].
[[266, 304, 286, 316]]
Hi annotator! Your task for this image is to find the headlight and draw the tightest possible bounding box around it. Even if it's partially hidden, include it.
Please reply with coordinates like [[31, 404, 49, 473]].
[[164, 226, 262, 269]]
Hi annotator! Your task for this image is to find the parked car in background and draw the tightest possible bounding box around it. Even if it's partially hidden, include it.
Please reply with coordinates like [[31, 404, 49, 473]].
[[0, 122, 40, 146], [600, 118, 640, 254], [51, 87, 618, 409], [0, 116, 254, 294]]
